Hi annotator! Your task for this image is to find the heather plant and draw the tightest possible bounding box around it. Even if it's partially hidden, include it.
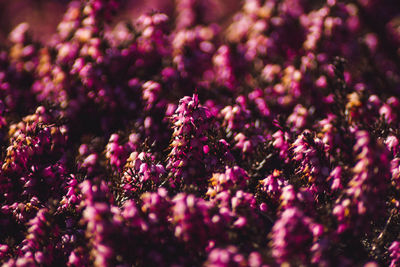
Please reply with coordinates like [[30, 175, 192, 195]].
[[0, 0, 400, 266], [166, 94, 222, 193]]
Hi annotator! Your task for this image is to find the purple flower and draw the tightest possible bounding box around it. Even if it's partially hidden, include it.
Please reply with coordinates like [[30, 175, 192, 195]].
[[271, 207, 322, 265], [389, 241, 400, 267]]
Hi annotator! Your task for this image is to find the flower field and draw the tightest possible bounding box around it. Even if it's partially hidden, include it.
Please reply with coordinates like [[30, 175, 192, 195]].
[[1, 0, 400, 266]]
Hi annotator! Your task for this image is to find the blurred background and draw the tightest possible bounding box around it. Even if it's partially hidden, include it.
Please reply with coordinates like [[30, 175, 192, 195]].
[[0, 0, 242, 43]]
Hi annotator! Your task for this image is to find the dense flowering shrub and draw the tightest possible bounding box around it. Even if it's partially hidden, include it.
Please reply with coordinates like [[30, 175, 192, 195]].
[[1, 0, 400, 266]]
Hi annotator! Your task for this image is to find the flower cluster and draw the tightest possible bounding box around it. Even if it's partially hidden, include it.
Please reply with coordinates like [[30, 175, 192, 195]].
[[0, 0, 400, 266]]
